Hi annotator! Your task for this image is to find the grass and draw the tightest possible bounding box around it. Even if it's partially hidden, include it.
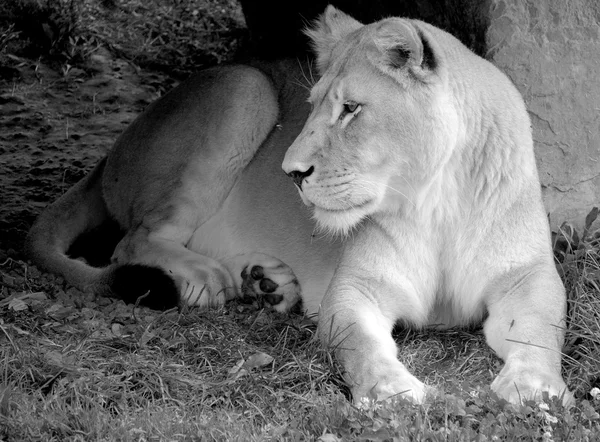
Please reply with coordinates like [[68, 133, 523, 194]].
[[1, 1, 599, 440], [0, 284, 344, 440], [555, 208, 600, 401], [1, 216, 599, 440]]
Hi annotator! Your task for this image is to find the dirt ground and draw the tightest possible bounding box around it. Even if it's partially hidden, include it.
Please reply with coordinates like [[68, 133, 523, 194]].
[[0, 50, 181, 314], [1, 49, 168, 251]]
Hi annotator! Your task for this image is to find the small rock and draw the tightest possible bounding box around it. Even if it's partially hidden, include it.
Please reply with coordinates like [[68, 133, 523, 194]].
[[111, 322, 123, 337]]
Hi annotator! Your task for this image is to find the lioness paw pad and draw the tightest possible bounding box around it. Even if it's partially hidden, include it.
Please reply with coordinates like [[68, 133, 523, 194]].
[[241, 263, 301, 312]]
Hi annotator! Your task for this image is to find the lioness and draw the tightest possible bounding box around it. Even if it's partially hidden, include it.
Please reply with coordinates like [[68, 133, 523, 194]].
[[27, 6, 571, 405]]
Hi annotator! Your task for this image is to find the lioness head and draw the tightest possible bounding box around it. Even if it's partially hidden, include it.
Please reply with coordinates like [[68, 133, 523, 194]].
[[282, 6, 462, 235]]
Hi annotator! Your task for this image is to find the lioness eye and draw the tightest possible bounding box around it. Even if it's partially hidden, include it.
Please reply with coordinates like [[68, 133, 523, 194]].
[[343, 101, 359, 113]]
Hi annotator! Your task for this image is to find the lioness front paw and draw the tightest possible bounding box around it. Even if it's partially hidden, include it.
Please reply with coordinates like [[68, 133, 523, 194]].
[[352, 360, 430, 405], [241, 260, 301, 313], [491, 366, 574, 406]]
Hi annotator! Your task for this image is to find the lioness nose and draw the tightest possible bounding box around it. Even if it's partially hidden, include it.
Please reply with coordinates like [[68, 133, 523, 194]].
[[287, 166, 314, 190]]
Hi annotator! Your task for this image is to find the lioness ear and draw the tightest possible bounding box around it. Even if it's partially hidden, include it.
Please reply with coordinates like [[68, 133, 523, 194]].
[[373, 19, 437, 81], [305, 5, 363, 74]]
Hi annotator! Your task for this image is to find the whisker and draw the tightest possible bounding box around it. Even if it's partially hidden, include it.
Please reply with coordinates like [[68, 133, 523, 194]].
[[351, 183, 378, 198], [396, 174, 418, 196], [291, 78, 313, 93], [360, 179, 416, 208], [311, 224, 331, 242], [296, 58, 316, 91], [307, 58, 317, 86], [326, 186, 352, 198]]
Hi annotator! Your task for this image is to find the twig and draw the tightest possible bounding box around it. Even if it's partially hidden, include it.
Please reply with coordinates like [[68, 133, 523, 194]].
[[132, 290, 151, 322]]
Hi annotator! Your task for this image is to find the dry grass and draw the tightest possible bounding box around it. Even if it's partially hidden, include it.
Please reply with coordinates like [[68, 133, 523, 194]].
[[1, 214, 595, 442], [2, 213, 600, 440], [0, 282, 346, 440], [556, 208, 600, 400]]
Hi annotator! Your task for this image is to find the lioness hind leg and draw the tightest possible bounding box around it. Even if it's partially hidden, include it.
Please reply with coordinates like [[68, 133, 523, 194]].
[[112, 228, 302, 312], [112, 228, 238, 309], [100, 65, 284, 310], [484, 264, 573, 405]]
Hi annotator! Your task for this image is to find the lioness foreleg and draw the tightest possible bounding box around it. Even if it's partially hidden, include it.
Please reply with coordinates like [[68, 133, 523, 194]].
[[318, 279, 429, 405], [484, 263, 573, 405]]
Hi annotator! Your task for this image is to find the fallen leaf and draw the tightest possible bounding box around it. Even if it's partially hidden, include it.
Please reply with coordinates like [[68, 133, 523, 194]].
[[28, 292, 47, 302], [49, 306, 77, 321], [584, 207, 599, 232], [45, 350, 64, 366], [1, 292, 47, 310], [8, 298, 28, 311], [318, 434, 341, 442], [10, 325, 30, 335], [228, 358, 245, 376], [45, 303, 65, 315], [139, 330, 156, 346], [243, 352, 274, 370], [227, 358, 249, 381]]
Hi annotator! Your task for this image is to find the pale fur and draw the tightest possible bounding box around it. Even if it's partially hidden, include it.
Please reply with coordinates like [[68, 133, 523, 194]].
[[27, 6, 571, 405], [284, 6, 572, 405]]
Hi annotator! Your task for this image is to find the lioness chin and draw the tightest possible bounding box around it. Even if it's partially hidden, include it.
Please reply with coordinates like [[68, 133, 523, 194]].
[[27, 6, 572, 405]]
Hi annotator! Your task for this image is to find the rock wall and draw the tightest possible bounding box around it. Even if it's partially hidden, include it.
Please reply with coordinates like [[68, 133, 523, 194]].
[[486, 0, 600, 228]]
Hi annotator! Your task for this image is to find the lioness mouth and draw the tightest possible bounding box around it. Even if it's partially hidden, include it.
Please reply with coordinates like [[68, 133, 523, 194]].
[[315, 198, 374, 213]]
